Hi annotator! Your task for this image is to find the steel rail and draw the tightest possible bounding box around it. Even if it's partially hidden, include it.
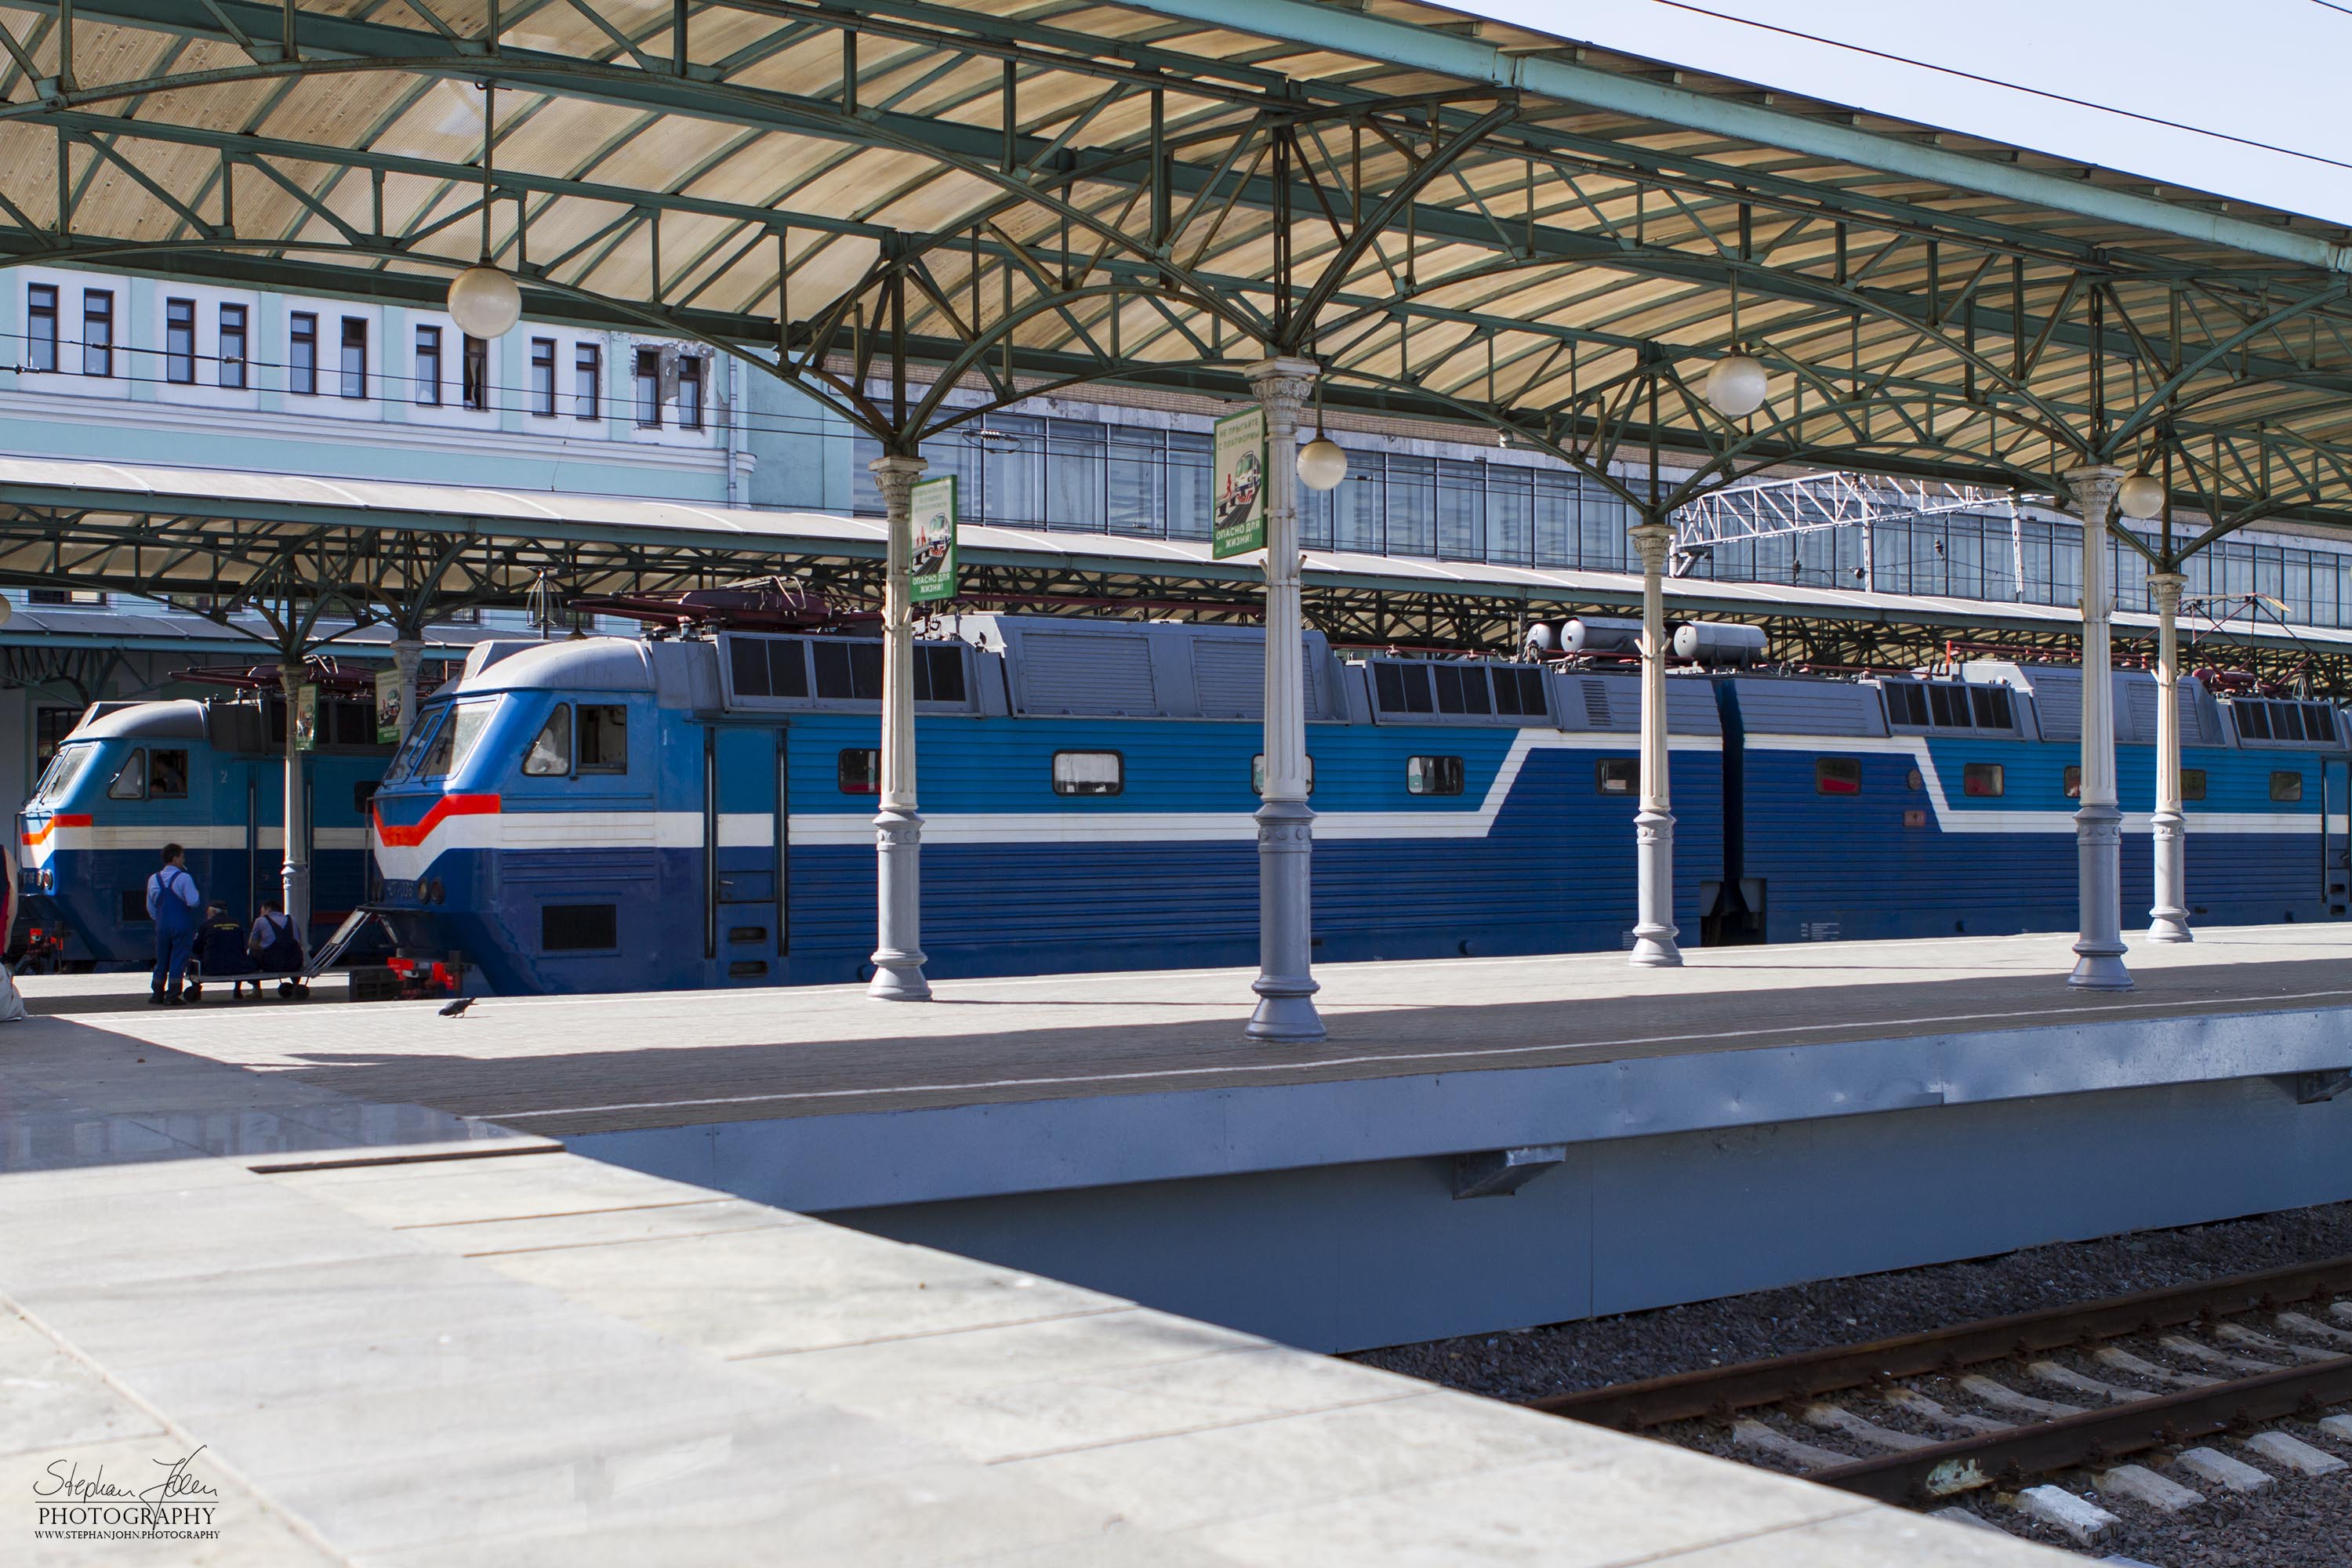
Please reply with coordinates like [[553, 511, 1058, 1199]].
[[1529, 1252, 2352, 1429]]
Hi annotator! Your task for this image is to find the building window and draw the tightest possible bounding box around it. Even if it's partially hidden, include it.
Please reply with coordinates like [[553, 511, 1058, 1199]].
[[27, 588, 107, 605], [1596, 757, 1638, 796], [289, 311, 317, 394], [575, 342, 600, 419], [164, 297, 195, 383], [2272, 771, 2305, 803], [677, 354, 703, 430], [339, 316, 368, 398], [462, 333, 488, 410], [1961, 762, 2005, 798], [81, 289, 113, 376], [1052, 750, 1123, 796], [34, 705, 79, 768], [1406, 755, 1465, 796], [1815, 757, 1862, 796], [634, 347, 662, 426], [530, 337, 555, 416], [2180, 768, 2207, 802], [1250, 754, 1315, 796], [25, 283, 55, 371], [837, 748, 880, 794], [413, 325, 441, 406], [218, 303, 246, 388], [2063, 765, 2082, 799]]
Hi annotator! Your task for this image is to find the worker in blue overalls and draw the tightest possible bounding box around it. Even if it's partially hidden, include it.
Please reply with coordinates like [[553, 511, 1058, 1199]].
[[146, 843, 202, 1005]]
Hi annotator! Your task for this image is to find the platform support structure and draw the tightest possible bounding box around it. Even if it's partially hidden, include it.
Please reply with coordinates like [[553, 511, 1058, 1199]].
[[1628, 519, 1682, 967], [2148, 568, 2194, 942], [868, 453, 931, 1002], [1244, 356, 1326, 1042], [2064, 463, 2131, 989], [390, 637, 426, 744], [277, 661, 310, 953]]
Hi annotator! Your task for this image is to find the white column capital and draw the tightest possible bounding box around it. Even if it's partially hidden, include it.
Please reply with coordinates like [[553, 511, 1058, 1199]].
[[1243, 356, 1319, 410], [2147, 569, 2187, 608], [2060, 463, 2127, 512], [869, 452, 927, 509], [1628, 520, 1675, 577]]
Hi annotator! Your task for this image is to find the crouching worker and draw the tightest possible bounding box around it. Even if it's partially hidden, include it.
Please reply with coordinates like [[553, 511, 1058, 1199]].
[[188, 901, 262, 1002], [249, 898, 309, 1000], [146, 844, 201, 1005]]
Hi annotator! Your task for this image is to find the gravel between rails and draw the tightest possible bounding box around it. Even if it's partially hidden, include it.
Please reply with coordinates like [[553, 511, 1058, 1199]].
[[1347, 1201, 2352, 1566]]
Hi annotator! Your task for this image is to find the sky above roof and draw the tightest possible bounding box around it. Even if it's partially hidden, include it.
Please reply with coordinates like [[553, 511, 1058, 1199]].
[[1457, 0, 2352, 227]]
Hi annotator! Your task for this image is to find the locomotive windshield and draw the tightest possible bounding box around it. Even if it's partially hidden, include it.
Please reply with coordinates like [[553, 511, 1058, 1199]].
[[29, 742, 96, 806], [416, 699, 499, 781], [383, 710, 443, 784]]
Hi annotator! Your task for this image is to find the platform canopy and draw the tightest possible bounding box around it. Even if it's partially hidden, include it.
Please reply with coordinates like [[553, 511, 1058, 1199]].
[[0, 0, 2349, 576]]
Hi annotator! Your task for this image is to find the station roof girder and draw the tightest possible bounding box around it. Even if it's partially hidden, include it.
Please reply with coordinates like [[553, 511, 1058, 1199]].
[[0, 0, 2346, 554]]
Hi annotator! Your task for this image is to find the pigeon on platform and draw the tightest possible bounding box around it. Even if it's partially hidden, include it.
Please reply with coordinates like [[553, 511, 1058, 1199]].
[[438, 997, 475, 1018]]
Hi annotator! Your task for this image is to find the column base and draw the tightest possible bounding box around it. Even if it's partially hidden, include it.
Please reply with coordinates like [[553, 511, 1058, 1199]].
[[2148, 811, 2192, 943], [869, 808, 930, 1002], [2146, 917, 2194, 946], [2069, 804, 2131, 989], [2067, 948, 2135, 989], [1247, 797, 1324, 1042], [1629, 806, 1682, 968]]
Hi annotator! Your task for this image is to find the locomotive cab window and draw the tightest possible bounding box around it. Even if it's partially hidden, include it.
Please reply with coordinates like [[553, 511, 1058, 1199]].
[[1814, 757, 1862, 796], [148, 750, 189, 799], [579, 706, 627, 773], [523, 706, 572, 776], [420, 702, 495, 780], [1053, 751, 1123, 797], [1250, 754, 1315, 796], [837, 749, 880, 794], [2180, 768, 2208, 801], [1595, 757, 1638, 796], [107, 748, 147, 800], [1407, 755, 1465, 797], [2272, 771, 2305, 803], [2063, 765, 2082, 799], [1961, 763, 2004, 798]]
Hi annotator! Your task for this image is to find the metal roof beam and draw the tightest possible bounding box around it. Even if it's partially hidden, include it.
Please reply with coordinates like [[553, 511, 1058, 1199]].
[[1122, 0, 2352, 274]]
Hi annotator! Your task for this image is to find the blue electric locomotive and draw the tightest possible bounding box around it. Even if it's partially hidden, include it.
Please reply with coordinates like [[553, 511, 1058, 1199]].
[[365, 608, 2349, 996], [17, 687, 394, 964]]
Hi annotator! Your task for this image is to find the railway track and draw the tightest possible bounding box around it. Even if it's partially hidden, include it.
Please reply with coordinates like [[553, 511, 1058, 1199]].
[[1528, 1255, 2352, 1541]]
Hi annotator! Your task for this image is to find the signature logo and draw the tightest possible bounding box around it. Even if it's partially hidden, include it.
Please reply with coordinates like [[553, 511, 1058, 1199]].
[[37, 1449, 220, 1505], [31, 1448, 221, 1543]]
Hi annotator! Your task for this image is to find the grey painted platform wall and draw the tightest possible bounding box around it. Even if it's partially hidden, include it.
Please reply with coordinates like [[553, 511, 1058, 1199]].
[[573, 1011, 2352, 1352]]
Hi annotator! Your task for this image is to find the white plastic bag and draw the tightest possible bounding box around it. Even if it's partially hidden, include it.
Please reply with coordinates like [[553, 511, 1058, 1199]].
[[0, 964, 24, 1024]]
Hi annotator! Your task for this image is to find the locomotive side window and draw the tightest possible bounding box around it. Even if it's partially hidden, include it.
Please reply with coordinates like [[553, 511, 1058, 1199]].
[[523, 706, 572, 776], [2063, 765, 2082, 799], [1595, 757, 1637, 796], [1961, 763, 2004, 798], [813, 641, 884, 701], [1970, 687, 2013, 728], [1492, 667, 1547, 717], [1250, 754, 1316, 796], [1926, 686, 1966, 728], [579, 706, 628, 773], [2272, 771, 2305, 803], [2181, 768, 2207, 801], [1406, 756, 1465, 797], [1883, 684, 1929, 726], [1052, 751, 1124, 797], [148, 750, 189, 799], [2235, 702, 2271, 740], [1373, 662, 1435, 714], [107, 748, 147, 800], [1432, 666, 1490, 716], [837, 749, 880, 794], [914, 645, 967, 704], [1814, 757, 1861, 796]]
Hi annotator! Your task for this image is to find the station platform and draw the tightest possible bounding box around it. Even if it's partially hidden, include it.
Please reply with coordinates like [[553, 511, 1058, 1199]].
[[12, 925, 2352, 1358], [0, 1004, 2063, 1566]]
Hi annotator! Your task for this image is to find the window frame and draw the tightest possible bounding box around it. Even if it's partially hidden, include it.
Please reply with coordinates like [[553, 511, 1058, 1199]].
[[81, 288, 113, 377], [677, 353, 704, 430], [338, 315, 368, 399], [1813, 756, 1863, 797], [289, 311, 318, 395], [529, 337, 556, 416], [164, 296, 196, 383], [412, 324, 442, 407], [107, 747, 147, 800], [2062, 764, 2082, 800], [147, 748, 191, 800], [1595, 757, 1638, 796], [574, 342, 601, 420], [1406, 754, 1466, 797], [461, 332, 489, 411], [217, 303, 247, 388], [1051, 750, 1125, 797], [25, 283, 56, 372], [2180, 768, 2208, 802], [633, 347, 662, 427], [576, 704, 629, 775], [2271, 770, 2306, 803], [521, 702, 572, 777]]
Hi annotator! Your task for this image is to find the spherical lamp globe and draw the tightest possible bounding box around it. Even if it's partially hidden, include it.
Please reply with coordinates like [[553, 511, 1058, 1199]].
[[1704, 354, 1769, 419], [448, 263, 521, 339], [2117, 472, 2166, 521], [1296, 435, 1348, 492]]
